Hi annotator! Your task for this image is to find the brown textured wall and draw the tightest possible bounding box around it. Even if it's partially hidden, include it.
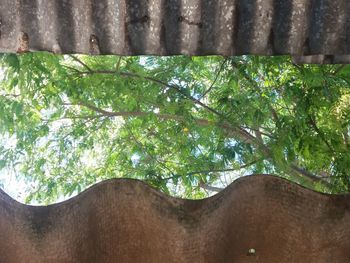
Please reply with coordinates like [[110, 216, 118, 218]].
[[0, 0, 350, 63], [0, 175, 350, 263]]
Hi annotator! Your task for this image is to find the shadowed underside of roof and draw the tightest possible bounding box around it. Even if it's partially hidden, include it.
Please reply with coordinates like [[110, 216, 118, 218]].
[[0, 0, 350, 63], [1, 175, 350, 262]]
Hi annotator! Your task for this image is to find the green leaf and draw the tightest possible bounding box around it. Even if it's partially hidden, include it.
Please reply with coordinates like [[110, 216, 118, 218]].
[[4, 54, 20, 70]]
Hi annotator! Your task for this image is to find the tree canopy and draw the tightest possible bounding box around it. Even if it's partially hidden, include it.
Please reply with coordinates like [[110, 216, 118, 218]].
[[0, 53, 349, 203]]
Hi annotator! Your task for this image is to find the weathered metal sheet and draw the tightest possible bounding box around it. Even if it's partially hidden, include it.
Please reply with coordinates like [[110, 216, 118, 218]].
[[0, 0, 349, 63], [1, 175, 350, 262]]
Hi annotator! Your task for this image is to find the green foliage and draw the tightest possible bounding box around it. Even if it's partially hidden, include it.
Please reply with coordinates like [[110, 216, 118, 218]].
[[0, 53, 349, 203]]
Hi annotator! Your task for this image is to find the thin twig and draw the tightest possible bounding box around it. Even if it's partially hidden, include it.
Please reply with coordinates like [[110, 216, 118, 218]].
[[75, 69, 223, 116], [332, 65, 346, 75], [292, 63, 304, 73], [125, 124, 176, 178], [0, 93, 21, 98], [201, 58, 227, 99], [187, 160, 261, 176], [308, 115, 334, 153], [41, 115, 104, 123], [68, 55, 93, 73], [63, 65, 84, 74], [116, 57, 122, 71]]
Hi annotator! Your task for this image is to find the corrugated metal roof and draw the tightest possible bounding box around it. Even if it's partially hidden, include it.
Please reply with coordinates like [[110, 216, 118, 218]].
[[1, 175, 350, 261], [0, 0, 349, 62]]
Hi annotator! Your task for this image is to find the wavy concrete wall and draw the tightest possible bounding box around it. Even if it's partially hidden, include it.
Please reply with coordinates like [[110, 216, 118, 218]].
[[0, 175, 350, 262], [0, 0, 350, 63]]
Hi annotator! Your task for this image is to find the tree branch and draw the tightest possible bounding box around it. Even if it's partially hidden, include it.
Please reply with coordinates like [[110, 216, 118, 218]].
[[64, 100, 262, 148], [242, 126, 274, 139], [269, 105, 279, 123], [67, 101, 333, 187], [308, 115, 334, 152], [120, 71, 223, 117], [63, 65, 84, 74], [68, 55, 93, 73], [289, 163, 332, 187], [75, 69, 223, 117], [70, 68, 267, 152], [292, 63, 304, 73], [343, 131, 349, 148], [332, 65, 346, 75], [0, 93, 21, 98], [199, 182, 224, 192], [115, 57, 122, 71], [187, 159, 261, 176], [64, 68, 333, 188]]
